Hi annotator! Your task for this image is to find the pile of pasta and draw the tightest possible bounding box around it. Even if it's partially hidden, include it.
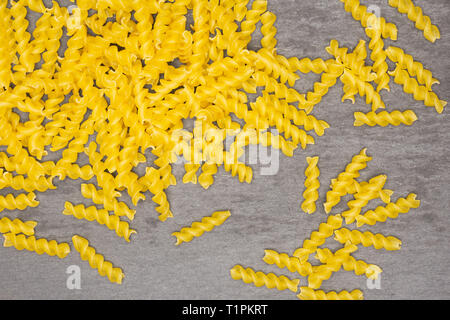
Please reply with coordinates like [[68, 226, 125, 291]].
[[0, 0, 444, 295], [230, 148, 421, 300]]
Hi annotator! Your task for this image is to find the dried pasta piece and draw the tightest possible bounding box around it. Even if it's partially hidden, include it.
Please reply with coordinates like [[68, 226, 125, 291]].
[[342, 175, 393, 224], [386, 46, 440, 90], [307, 243, 357, 289], [293, 214, 343, 261], [262, 250, 313, 277], [0, 217, 37, 236], [230, 265, 300, 292], [63, 202, 136, 242], [316, 247, 382, 280], [356, 193, 420, 227], [301, 156, 320, 215], [388, 0, 440, 43], [365, 27, 390, 92], [172, 210, 231, 245], [72, 235, 124, 284], [389, 65, 447, 114], [2, 233, 70, 258], [298, 287, 363, 300], [354, 110, 418, 127], [0, 192, 39, 213], [334, 228, 402, 250], [324, 148, 372, 213]]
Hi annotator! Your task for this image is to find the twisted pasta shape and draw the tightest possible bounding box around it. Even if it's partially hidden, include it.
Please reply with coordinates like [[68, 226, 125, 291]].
[[388, 0, 440, 43], [298, 287, 363, 300], [0, 192, 39, 213], [339, 0, 398, 40], [172, 210, 231, 245], [183, 163, 201, 184], [342, 175, 393, 224], [389, 65, 447, 114], [307, 243, 357, 289], [0, 217, 37, 236], [80, 183, 136, 221], [354, 110, 418, 127], [356, 193, 420, 227], [315, 247, 382, 280], [263, 250, 313, 277], [0, 171, 56, 192], [63, 202, 136, 242], [198, 162, 218, 190], [302, 156, 320, 215], [293, 214, 343, 261], [230, 265, 300, 292], [260, 11, 277, 53], [334, 228, 402, 250], [386, 46, 439, 90], [287, 57, 331, 74], [365, 27, 390, 92], [3, 233, 70, 258], [72, 235, 124, 284], [324, 148, 372, 213]]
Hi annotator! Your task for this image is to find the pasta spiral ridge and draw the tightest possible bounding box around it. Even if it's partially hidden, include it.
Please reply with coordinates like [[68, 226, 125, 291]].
[[263, 250, 313, 277], [171, 210, 231, 245], [324, 148, 372, 213], [63, 202, 136, 242], [287, 57, 331, 74], [388, 0, 440, 43], [0, 192, 39, 213], [354, 110, 418, 127], [302, 156, 320, 215], [389, 65, 447, 114], [3, 233, 70, 259], [293, 214, 343, 261], [230, 265, 300, 292], [0, 217, 37, 236], [356, 193, 420, 227], [298, 287, 363, 300], [72, 235, 124, 284], [365, 27, 390, 92], [334, 228, 402, 250], [0, 171, 56, 193]]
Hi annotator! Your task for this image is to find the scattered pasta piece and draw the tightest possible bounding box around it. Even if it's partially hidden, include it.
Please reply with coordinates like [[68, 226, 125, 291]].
[[2, 233, 70, 259], [0, 192, 39, 213], [72, 235, 124, 284], [230, 265, 300, 292], [334, 228, 402, 250], [354, 110, 418, 127], [301, 156, 320, 214], [262, 250, 313, 277], [172, 210, 231, 245], [388, 0, 440, 43], [0, 217, 37, 236]]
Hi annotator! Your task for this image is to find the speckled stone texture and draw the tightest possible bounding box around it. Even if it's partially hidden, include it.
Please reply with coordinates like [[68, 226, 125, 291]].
[[0, 0, 449, 300]]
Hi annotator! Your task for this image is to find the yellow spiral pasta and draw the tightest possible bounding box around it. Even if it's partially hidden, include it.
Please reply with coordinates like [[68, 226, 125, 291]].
[[298, 287, 363, 300], [316, 247, 382, 280], [72, 235, 124, 284], [0, 192, 39, 213], [324, 148, 372, 213], [339, 0, 398, 40], [334, 228, 402, 250], [293, 214, 343, 261], [388, 0, 440, 43], [230, 265, 300, 292], [342, 175, 393, 224], [386, 46, 440, 90], [3, 233, 70, 259], [0, 171, 56, 193], [198, 162, 218, 190], [63, 202, 136, 242], [354, 110, 418, 127], [365, 27, 390, 92], [356, 193, 420, 227], [260, 11, 277, 53], [262, 250, 313, 277], [301, 156, 320, 215], [0, 217, 37, 236], [172, 210, 231, 245], [389, 65, 447, 114], [287, 57, 331, 74]]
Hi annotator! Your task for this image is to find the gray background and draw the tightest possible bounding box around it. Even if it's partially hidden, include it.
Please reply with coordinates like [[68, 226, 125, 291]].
[[0, 0, 449, 300]]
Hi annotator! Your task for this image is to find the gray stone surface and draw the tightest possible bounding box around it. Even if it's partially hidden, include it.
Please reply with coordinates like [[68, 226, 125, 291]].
[[0, 0, 449, 300]]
